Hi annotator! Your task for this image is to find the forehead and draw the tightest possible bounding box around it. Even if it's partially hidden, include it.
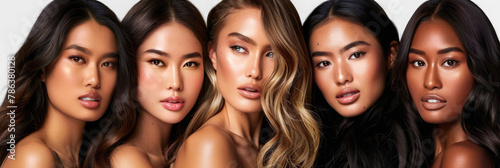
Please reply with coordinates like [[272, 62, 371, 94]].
[[310, 18, 379, 49], [217, 8, 266, 38], [411, 18, 463, 48]]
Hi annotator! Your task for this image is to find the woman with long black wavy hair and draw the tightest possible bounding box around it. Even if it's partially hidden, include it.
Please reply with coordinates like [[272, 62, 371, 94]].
[[303, 0, 422, 167], [0, 0, 134, 167], [392, 0, 500, 167]]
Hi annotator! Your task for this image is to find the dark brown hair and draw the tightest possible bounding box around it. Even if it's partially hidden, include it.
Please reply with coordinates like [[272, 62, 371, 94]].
[[82, 0, 208, 167], [392, 0, 500, 167], [0, 0, 133, 164]]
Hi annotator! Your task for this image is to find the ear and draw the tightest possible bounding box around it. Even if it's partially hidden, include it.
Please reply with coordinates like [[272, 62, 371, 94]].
[[41, 68, 46, 82], [387, 40, 398, 70], [208, 41, 217, 71]]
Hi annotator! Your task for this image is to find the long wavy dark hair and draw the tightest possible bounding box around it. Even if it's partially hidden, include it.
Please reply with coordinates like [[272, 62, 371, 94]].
[[303, 0, 422, 167], [82, 0, 208, 167], [0, 0, 134, 164], [391, 0, 500, 167]]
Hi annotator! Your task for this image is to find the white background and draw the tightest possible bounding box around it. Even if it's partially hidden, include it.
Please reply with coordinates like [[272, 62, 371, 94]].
[[1, 0, 500, 102]]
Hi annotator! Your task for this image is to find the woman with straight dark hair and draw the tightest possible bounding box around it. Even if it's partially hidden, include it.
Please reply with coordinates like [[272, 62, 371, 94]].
[[392, 0, 500, 167], [83, 0, 209, 167], [303, 0, 421, 167], [0, 0, 133, 167]]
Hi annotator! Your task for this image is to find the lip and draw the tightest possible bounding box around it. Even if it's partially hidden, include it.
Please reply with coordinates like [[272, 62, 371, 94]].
[[161, 96, 185, 111], [78, 91, 102, 109], [420, 94, 447, 111], [335, 88, 360, 105], [237, 83, 261, 99]]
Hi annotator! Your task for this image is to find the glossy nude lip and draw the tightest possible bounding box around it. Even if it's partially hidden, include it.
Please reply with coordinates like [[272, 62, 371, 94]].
[[420, 94, 447, 111], [237, 83, 261, 99], [161, 96, 185, 111], [79, 91, 102, 109], [336, 88, 360, 105]]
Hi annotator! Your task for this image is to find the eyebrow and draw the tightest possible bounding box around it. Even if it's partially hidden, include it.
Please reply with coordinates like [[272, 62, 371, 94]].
[[145, 49, 202, 59], [65, 44, 92, 55], [437, 47, 464, 54], [311, 41, 370, 57], [341, 41, 370, 53], [65, 44, 117, 58], [228, 32, 256, 46], [409, 47, 464, 55]]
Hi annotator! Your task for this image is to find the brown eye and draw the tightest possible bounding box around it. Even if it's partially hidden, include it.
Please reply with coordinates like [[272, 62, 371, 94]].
[[69, 56, 85, 63], [443, 60, 458, 67], [149, 59, 165, 67]]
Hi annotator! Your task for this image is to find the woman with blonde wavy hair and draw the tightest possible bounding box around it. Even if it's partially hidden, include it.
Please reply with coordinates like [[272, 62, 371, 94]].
[[173, 0, 319, 167]]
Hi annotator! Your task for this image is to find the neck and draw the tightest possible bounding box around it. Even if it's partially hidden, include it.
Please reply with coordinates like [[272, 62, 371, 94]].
[[39, 104, 86, 163], [127, 110, 172, 156], [433, 119, 469, 157], [221, 103, 264, 147]]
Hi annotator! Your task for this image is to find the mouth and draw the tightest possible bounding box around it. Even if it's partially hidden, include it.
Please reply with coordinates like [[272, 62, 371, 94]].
[[79, 91, 102, 109], [420, 94, 447, 111], [336, 88, 360, 105], [237, 83, 261, 99], [161, 96, 185, 111]]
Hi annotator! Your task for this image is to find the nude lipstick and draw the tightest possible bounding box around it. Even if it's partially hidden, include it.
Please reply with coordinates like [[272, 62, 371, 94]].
[[161, 96, 184, 111], [421, 94, 447, 111], [336, 88, 360, 105], [79, 91, 101, 109], [237, 84, 261, 99]]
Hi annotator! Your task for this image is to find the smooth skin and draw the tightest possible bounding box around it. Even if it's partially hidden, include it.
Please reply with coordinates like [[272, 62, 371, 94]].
[[1, 20, 117, 167], [110, 22, 204, 168], [309, 18, 396, 117], [174, 8, 274, 168], [407, 18, 493, 168]]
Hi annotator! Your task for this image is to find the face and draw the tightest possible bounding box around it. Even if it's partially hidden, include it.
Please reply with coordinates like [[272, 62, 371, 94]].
[[43, 20, 117, 121], [210, 8, 274, 113], [309, 18, 388, 117], [136, 23, 204, 124], [406, 19, 474, 124]]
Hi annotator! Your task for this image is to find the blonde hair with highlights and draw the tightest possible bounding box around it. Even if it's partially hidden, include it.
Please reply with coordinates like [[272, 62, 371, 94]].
[[176, 0, 320, 167]]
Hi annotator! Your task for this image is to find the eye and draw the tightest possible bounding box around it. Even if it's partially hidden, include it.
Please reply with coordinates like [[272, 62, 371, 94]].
[[315, 61, 331, 68], [230, 45, 247, 53], [410, 60, 425, 67], [69, 56, 85, 63], [102, 61, 117, 69], [443, 60, 459, 67], [149, 59, 165, 67], [183, 62, 200, 68], [349, 52, 366, 59], [265, 52, 274, 58]]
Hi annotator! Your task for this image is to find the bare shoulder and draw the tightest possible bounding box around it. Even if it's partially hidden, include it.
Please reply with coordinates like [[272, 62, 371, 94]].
[[110, 144, 154, 168], [174, 125, 238, 168], [2, 137, 56, 167], [441, 140, 493, 168]]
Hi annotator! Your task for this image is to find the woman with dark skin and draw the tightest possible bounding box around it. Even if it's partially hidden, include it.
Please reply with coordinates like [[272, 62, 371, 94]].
[[0, 0, 133, 167], [392, 0, 500, 167]]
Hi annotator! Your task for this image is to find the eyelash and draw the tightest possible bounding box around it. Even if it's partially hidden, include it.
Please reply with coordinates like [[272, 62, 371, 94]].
[[149, 59, 165, 67], [349, 51, 366, 59], [315, 61, 331, 68], [230, 45, 247, 54], [183, 62, 200, 68], [69, 56, 85, 63]]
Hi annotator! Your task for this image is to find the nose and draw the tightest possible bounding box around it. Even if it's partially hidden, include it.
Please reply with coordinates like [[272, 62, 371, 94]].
[[245, 54, 262, 80], [334, 60, 353, 85], [84, 65, 100, 88], [166, 66, 183, 91], [424, 62, 442, 90]]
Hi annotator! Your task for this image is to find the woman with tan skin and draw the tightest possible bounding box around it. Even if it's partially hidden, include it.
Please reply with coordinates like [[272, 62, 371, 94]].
[[303, 0, 420, 167], [174, 0, 319, 167], [83, 0, 208, 167], [0, 0, 132, 167], [392, 0, 500, 167]]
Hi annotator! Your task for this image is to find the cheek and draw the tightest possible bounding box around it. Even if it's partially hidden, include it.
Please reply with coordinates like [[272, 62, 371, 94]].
[[444, 69, 474, 109], [100, 70, 117, 95], [184, 69, 205, 98], [406, 69, 421, 97], [137, 66, 162, 100], [356, 57, 386, 96], [314, 69, 335, 99]]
